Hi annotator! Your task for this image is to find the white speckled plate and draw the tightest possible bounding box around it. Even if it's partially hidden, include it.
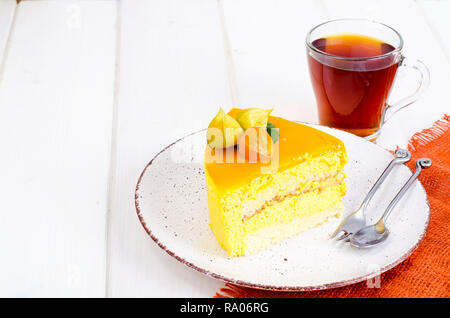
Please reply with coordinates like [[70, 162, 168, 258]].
[[135, 125, 429, 291]]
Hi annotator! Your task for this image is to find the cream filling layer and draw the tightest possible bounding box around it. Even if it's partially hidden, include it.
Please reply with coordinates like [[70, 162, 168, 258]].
[[241, 171, 345, 221]]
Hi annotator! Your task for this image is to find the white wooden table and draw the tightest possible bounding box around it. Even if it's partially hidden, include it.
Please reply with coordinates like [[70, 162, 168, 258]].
[[0, 0, 448, 297]]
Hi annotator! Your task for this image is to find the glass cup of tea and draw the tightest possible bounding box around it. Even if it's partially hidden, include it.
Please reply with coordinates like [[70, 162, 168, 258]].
[[306, 19, 430, 140]]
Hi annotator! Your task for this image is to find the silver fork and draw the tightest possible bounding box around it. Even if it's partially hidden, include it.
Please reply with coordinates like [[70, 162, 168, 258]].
[[330, 148, 412, 241]]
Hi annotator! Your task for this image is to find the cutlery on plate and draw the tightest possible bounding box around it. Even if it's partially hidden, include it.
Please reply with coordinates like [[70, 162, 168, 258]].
[[330, 148, 412, 241], [349, 158, 432, 248]]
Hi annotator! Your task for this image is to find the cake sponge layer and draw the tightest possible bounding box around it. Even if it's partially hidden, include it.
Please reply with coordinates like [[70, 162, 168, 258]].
[[244, 208, 341, 256], [221, 151, 346, 221], [207, 175, 346, 256]]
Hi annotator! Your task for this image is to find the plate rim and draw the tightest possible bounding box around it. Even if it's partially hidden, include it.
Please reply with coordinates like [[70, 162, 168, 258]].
[[134, 125, 430, 291]]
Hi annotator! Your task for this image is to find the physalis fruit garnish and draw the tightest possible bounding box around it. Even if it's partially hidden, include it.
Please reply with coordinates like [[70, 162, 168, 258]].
[[207, 108, 244, 149], [235, 108, 272, 130]]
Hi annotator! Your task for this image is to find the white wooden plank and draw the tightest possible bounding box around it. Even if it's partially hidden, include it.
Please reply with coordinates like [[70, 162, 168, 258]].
[[418, 0, 450, 63], [321, 0, 450, 149], [220, 0, 328, 123], [0, 0, 117, 297], [0, 0, 16, 65], [107, 0, 231, 297]]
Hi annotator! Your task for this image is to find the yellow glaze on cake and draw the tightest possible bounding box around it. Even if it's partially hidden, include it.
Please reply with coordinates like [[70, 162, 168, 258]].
[[205, 109, 348, 256]]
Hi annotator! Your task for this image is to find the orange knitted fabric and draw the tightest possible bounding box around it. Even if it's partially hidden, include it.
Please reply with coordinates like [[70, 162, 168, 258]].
[[216, 115, 450, 298]]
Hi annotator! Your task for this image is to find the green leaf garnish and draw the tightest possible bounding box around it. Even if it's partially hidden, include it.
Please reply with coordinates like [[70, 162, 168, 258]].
[[266, 122, 279, 143]]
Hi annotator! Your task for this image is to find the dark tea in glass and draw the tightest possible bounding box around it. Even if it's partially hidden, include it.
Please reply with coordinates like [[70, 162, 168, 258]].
[[306, 19, 429, 140], [308, 34, 398, 137]]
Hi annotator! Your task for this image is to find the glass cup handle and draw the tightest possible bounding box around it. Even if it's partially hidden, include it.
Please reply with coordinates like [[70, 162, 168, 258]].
[[382, 56, 430, 125]]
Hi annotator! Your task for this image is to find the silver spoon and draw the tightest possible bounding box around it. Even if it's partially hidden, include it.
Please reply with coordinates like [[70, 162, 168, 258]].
[[350, 158, 432, 248], [330, 148, 411, 240]]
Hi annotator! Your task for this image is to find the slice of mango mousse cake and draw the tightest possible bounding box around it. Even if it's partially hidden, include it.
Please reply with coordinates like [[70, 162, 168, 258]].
[[204, 108, 348, 256]]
